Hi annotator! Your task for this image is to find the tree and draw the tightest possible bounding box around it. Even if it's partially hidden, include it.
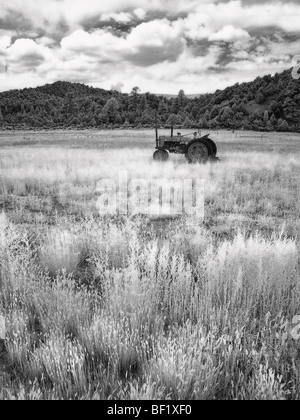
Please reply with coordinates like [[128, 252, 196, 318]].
[[277, 118, 289, 132], [283, 98, 299, 123], [64, 92, 78, 116], [131, 86, 141, 95], [140, 95, 148, 112], [0, 68, 298, 132], [178, 90, 188, 109], [90, 118, 97, 127], [200, 117, 209, 128], [251, 110, 261, 122], [210, 105, 220, 120], [266, 120, 273, 132], [209, 118, 219, 129], [123, 118, 130, 128], [70, 116, 80, 126], [115, 113, 123, 125], [102, 98, 120, 123], [172, 97, 180, 114], [270, 113, 277, 127], [139, 110, 154, 126], [98, 112, 109, 125], [255, 89, 265, 104], [158, 100, 169, 121], [220, 106, 233, 123], [166, 114, 182, 127], [269, 100, 282, 119], [129, 87, 141, 112], [263, 110, 269, 123], [182, 116, 194, 128]]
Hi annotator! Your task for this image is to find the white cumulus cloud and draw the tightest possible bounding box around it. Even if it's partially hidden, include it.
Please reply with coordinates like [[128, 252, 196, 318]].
[[209, 26, 251, 42], [0, 0, 299, 94]]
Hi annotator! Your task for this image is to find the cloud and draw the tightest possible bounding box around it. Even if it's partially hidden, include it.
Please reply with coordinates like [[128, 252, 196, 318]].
[[60, 29, 121, 59], [133, 8, 146, 20], [36, 37, 57, 47], [0, 35, 11, 51], [99, 8, 146, 23], [111, 81, 124, 92], [60, 19, 185, 67], [209, 26, 251, 42], [177, 0, 300, 44], [4, 38, 51, 74], [6, 38, 46, 61], [0, 0, 300, 94], [1, 0, 300, 36], [124, 19, 185, 66], [100, 12, 133, 23]]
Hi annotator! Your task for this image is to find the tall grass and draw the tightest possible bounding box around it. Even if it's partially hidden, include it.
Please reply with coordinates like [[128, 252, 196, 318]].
[[1, 131, 300, 399], [1, 215, 300, 400]]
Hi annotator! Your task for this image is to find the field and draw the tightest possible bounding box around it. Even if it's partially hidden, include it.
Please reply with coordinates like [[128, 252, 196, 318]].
[[1, 129, 300, 400]]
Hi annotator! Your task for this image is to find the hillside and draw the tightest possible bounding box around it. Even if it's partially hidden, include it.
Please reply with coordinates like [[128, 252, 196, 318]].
[[0, 69, 299, 132]]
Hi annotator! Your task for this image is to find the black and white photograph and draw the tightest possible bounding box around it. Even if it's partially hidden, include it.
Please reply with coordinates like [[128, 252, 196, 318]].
[[1, 0, 300, 403]]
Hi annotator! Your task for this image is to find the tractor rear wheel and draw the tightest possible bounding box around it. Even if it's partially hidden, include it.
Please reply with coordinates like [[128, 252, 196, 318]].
[[153, 149, 169, 162], [204, 138, 217, 156], [186, 140, 210, 164]]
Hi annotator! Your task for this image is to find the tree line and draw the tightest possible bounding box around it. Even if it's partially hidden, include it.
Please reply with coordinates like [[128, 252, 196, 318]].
[[0, 69, 299, 132]]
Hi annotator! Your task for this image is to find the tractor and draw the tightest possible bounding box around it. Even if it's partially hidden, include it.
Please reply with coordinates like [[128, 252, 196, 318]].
[[153, 119, 219, 164]]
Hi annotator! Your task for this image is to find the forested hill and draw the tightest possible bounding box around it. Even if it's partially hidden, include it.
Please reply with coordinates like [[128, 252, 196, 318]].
[[0, 68, 299, 132]]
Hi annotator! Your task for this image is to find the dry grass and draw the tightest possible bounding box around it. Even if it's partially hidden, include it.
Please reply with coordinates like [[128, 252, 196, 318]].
[[1, 129, 300, 400]]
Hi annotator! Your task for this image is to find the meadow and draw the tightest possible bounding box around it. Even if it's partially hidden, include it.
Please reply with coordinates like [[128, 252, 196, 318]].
[[1, 129, 300, 400]]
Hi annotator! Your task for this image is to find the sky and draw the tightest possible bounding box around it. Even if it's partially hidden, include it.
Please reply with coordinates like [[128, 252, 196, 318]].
[[0, 0, 299, 94]]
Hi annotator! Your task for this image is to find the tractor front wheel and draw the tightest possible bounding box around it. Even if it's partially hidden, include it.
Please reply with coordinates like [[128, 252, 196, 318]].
[[153, 149, 169, 162]]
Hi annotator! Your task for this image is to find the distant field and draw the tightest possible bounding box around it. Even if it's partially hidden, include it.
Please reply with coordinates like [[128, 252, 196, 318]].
[[1, 129, 300, 400], [1, 129, 300, 229], [1, 129, 300, 153]]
